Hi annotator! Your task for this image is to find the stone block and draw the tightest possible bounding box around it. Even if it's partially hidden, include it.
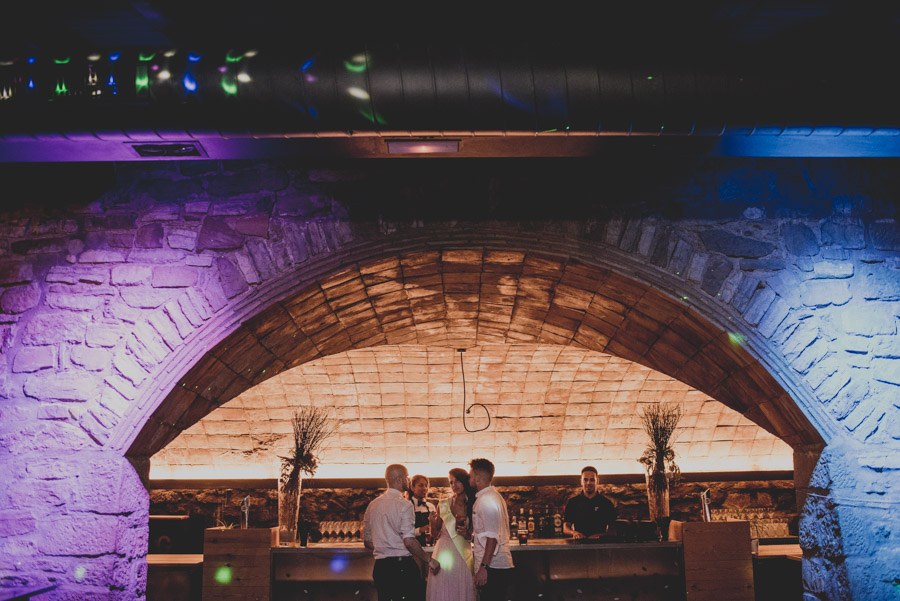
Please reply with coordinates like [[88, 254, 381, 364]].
[[167, 230, 197, 250], [10, 236, 68, 254], [700, 255, 733, 296], [151, 265, 198, 288], [792, 338, 829, 373], [70, 345, 111, 372], [739, 258, 786, 271], [822, 247, 850, 261], [871, 357, 900, 385], [871, 220, 899, 251], [13, 346, 57, 372], [85, 323, 123, 348], [79, 410, 112, 444], [1, 283, 42, 314], [127, 248, 185, 263], [215, 256, 249, 298], [246, 239, 276, 279], [79, 250, 125, 263], [45, 293, 103, 312], [178, 292, 207, 326], [197, 217, 244, 251], [148, 311, 183, 350], [801, 280, 851, 307], [782, 222, 821, 256], [37, 515, 120, 555], [134, 223, 164, 248], [106, 231, 135, 247], [105, 373, 138, 401], [105, 299, 140, 324], [119, 286, 178, 309], [0, 261, 34, 285], [23, 312, 89, 345], [743, 286, 776, 325], [163, 300, 195, 338], [0, 510, 37, 536], [841, 303, 897, 336], [811, 261, 854, 279], [132, 322, 169, 363], [0, 420, 94, 453], [859, 264, 900, 301], [184, 200, 211, 214], [700, 229, 775, 258], [111, 264, 152, 286], [46, 266, 107, 285], [822, 219, 866, 249], [23, 371, 101, 402], [758, 297, 791, 338], [669, 238, 693, 276], [185, 254, 212, 267], [231, 214, 271, 237], [232, 251, 261, 285], [731, 274, 759, 313]]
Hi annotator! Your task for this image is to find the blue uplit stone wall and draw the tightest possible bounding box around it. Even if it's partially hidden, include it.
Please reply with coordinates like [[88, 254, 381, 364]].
[[0, 157, 897, 600]]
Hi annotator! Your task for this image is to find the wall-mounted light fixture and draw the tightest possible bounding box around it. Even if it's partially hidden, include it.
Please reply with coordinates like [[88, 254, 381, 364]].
[[387, 140, 459, 154]]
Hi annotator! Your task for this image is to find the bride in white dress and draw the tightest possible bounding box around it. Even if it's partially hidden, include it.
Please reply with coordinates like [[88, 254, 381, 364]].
[[425, 468, 476, 601]]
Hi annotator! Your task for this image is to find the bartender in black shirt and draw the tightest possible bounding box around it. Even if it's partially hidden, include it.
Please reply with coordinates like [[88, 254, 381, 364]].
[[410, 474, 435, 546], [564, 466, 617, 538]]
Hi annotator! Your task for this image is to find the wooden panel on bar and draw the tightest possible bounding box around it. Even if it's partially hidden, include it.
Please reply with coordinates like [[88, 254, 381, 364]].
[[672, 521, 754, 601], [202, 527, 277, 601]]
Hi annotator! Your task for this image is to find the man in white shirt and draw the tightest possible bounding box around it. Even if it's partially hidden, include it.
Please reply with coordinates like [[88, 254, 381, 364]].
[[465, 458, 514, 601], [364, 464, 440, 601]]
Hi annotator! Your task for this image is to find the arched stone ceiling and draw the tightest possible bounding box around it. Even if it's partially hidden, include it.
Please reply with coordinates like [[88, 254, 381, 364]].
[[131, 249, 820, 459], [151, 344, 793, 479]]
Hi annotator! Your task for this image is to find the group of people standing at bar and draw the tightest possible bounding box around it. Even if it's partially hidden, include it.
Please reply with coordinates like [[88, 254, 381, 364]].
[[363, 461, 617, 601]]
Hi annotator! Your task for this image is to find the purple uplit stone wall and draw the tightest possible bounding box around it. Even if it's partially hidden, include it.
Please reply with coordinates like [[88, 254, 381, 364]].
[[0, 158, 898, 600]]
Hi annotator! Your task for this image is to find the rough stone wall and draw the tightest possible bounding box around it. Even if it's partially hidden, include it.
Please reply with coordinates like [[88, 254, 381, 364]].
[[148, 479, 797, 539], [1, 157, 898, 599]]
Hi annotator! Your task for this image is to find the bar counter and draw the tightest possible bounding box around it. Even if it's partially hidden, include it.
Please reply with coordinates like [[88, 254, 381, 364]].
[[272, 539, 684, 600]]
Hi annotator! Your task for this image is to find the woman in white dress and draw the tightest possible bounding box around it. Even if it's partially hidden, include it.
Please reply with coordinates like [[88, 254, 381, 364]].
[[425, 467, 476, 601]]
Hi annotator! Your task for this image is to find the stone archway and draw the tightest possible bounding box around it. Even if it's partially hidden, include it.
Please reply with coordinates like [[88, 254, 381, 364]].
[[2, 159, 897, 600]]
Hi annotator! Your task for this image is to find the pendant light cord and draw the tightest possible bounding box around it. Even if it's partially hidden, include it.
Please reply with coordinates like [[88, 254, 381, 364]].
[[459, 349, 490, 433]]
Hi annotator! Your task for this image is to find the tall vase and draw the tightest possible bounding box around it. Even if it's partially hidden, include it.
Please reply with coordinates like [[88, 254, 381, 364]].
[[645, 467, 670, 540], [278, 469, 302, 544]]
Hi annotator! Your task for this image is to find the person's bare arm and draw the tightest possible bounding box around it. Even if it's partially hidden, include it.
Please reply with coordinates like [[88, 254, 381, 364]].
[[564, 522, 583, 538], [403, 537, 441, 574]]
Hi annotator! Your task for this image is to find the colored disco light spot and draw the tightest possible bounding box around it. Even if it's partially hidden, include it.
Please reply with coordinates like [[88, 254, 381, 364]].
[[164, 49, 177, 58], [157, 69, 170, 80], [54, 57, 70, 64], [74, 566, 86, 582], [27, 77, 35, 89], [27, 57, 36, 64], [225, 52, 243, 63], [329, 555, 349, 573], [135, 73, 149, 92], [221, 78, 237, 95], [728, 332, 747, 347], [55, 80, 68, 95], [109, 53, 121, 62], [347, 87, 370, 100], [87, 54, 101, 62], [436, 549, 456, 571], [237, 72, 251, 83], [344, 60, 366, 73], [358, 108, 386, 125], [214, 566, 232, 584], [218, 65, 228, 73], [301, 58, 314, 71], [188, 53, 203, 63], [138, 53, 156, 62], [183, 73, 197, 92], [305, 74, 316, 83], [244, 49, 258, 58]]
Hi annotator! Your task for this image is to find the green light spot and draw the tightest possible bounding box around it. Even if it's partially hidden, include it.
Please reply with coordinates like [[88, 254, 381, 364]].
[[727, 332, 747, 347], [436, 549, 456, 571], [343, 60, 366, 73], [135, 73, 149, 91], [221, 78, 238, 95], [358, 108, 386, 125], [138, 53, 157, 62], [225, 52, 243, 63], [214, 565, 232, 584], [55, 81, 68, 95], [681, 296, 689, 301], [74, 566, 87, 582], [646, 75, 654, 80], [54, 57, 71, 65], [541, 128, 558, 133]]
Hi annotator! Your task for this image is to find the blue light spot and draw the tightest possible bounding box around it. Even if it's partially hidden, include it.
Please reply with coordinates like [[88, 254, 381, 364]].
[[188, 53, 203, 63], [308, 106, 318, 119], [27, 77, 34, 89], [330, 555, 349, 573], [109, 53, 121, 62], [301, 58, 314, 71], [27, 57, 36, 64], [108, 74, 116, 86], [183, 73, 197, 92]]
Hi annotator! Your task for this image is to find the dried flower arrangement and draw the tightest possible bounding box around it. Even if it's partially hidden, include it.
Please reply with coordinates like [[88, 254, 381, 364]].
[[280, 406, 337, 487], [277, 406, 336, 542], [638, 401, 683, 496]]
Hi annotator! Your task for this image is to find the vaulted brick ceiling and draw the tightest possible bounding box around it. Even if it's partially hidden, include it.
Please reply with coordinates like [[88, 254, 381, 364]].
[[151, 344, 792, 479], [132, 249, 820, 462]]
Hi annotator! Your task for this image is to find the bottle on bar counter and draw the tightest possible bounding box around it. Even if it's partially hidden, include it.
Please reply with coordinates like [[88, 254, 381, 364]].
[[527, 509, 535, 537], [553, 506, 563, 537], [538, 505, 548, 538], [517, 508, 528, 545]]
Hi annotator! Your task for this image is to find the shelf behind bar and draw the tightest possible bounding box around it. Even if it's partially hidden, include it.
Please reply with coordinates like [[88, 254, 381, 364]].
[[149, 470, 793, 490]]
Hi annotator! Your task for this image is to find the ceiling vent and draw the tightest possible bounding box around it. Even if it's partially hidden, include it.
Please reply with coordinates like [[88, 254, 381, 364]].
[[131, 142, 206, 158]]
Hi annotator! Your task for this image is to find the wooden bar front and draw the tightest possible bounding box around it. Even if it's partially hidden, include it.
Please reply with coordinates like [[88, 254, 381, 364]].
[[272, 539, 684, 601]]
